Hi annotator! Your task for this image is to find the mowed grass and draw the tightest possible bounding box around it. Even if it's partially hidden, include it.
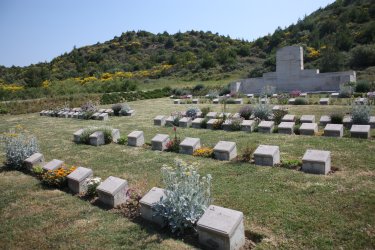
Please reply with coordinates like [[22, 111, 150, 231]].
[[0, 98, 375, 249]]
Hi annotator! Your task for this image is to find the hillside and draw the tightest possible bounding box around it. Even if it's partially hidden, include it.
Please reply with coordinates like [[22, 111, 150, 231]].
[[0, 0, 374, 90]]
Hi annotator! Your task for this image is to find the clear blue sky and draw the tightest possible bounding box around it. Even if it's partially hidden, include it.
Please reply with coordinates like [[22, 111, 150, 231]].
[[0, 0, 335, 67]]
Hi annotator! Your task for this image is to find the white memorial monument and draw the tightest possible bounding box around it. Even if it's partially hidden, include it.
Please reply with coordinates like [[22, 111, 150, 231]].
[[230, 46, 356, 93]]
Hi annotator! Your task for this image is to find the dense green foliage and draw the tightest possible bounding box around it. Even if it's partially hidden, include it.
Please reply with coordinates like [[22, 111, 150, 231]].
[[79, 126, 114, 145], [0, 0, 374, 98], [330, 112, 344, 124]]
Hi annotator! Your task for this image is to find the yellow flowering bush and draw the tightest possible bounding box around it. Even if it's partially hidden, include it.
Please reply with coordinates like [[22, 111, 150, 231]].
[[307, 47, 320, 59], [101, 73, 113, 80], [71, 64, 174, 85], [41, 165, 77, 188], [75, 76, 98, 84], [0, 84, 25, 92], [42, 80, 50, 88], [193, 147, 214, 158], [114, 71, 133, 78]]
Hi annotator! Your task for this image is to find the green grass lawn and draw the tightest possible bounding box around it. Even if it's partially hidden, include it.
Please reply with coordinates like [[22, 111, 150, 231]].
[[0, 98, 374, 249]]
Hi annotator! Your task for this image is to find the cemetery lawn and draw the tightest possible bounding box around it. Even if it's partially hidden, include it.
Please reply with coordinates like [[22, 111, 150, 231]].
[[1, 98, 375, 249]]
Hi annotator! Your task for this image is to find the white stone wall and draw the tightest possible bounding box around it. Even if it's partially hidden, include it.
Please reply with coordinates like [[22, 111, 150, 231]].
[[230, 46, 356, 94]]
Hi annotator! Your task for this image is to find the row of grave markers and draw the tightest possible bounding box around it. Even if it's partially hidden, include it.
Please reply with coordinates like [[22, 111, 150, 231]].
[[40, 108, 113, 121], [154, 113, 374, 139], [72, 127, 333, 174], [22, 151, 246, 250], [173, 94, 369, 105], [40, 108, 136, 120], [23, 126, 334, 250], [118, 130, 331, 175]]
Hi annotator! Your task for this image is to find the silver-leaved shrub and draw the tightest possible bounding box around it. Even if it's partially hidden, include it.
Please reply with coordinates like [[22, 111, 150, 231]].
[[253, 104, 272, 120], [186, 107, 200, 118], [153, 159, 212, 234], [2, 128, 39, 169], [352, 104, 370, 124]]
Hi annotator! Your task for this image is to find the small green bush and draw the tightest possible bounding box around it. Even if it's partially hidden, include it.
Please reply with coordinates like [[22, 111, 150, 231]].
[[276, 159, 302, 169], [273, 126, 278, 133], [339, 84, 353, 98], [85, 177, 102, 197], [294, 124, 301, 135], [330, 113, 344, 124], [219, 85, 230, 96], [294, 98, 307, 105], [32, 165, 44, 176], [112, 103, 123, 116], [226, 99, 236, 104], [213, 119, 224, 130], [201, 107, 211, 117], [193, 84, 205, 92], [112, 103, 131, 116], [277, 94, 289, 105], [239, 105, 253, 119], [201, 117, 209, 129], [229, 117, 243, 131], [237, 145, 255, 162], [83, 111, 95, 120], [295, 117, 301, 125], [101, 93, 121, 104], [273, 109, 288, 125], [117, 137, 127, 145], [172, 117, 180, 126], [79, 127, 113, 144], [355, 81, 371, 93], [165, 137, 180, 153], [0, 105, 8, 114], [350, 45, 375, 69]]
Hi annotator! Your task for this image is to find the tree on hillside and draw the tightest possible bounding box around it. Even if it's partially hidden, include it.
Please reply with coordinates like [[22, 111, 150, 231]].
[[335, 26, 353, 51], [23, 66, 50, 88], [320, 47, 344, 72], [165, 37, 175, 49], [216, 48, 236, 65], [350, 45, 375, 69], [200, 52, 216, 69], [238, 45, 251, 57]]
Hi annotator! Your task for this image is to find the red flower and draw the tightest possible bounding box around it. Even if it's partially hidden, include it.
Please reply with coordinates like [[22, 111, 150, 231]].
[[173, 127, 176, 132]]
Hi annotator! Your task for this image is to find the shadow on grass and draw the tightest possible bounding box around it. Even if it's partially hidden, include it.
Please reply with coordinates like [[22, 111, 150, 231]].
[[0, 164, 12, 173], [0, 162, 265, 248], [0, 164, 32, 175]]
